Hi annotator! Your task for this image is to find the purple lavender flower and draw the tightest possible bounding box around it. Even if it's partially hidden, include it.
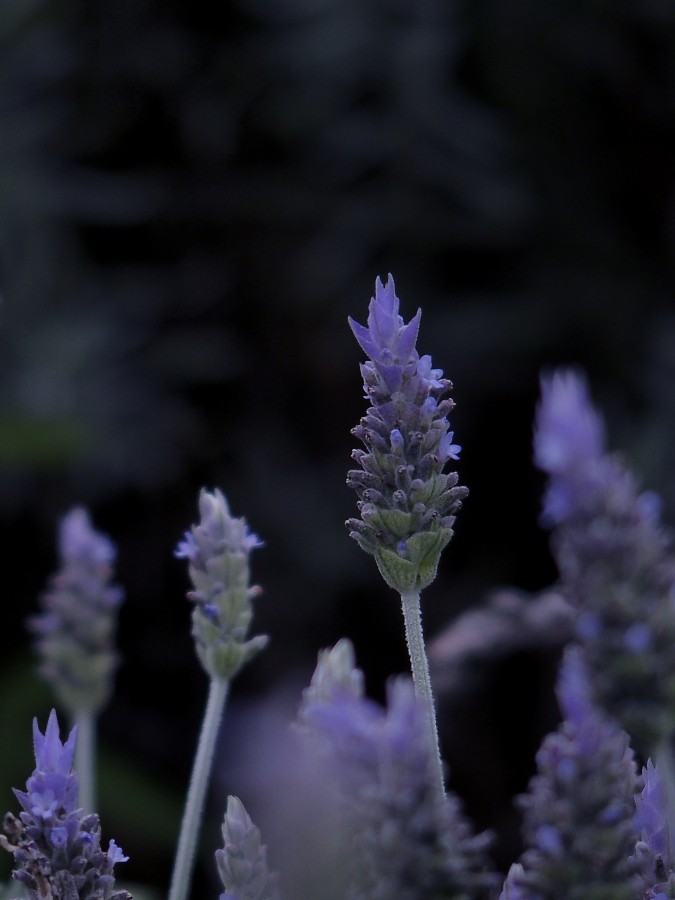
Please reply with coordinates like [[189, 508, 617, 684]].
[[513, 647, 641, 900], [633, 759, 675, 898], [215, 796, 280, 900], [534, 369, 675, 752], [299, 641, 495, 900], [29, 508, 124, 715], [176, 488, 267, 680], [346, 275, 468, 593], [0, 710, 130, 900]]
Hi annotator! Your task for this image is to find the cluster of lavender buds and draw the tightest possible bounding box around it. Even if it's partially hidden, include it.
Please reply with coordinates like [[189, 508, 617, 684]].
[[534, 370, 675, 753], [633, 759, 675, 897], [0, 710, 129, 900], [299, 640, 496, 900], [175, 488, 267, 681], [28, 508, 124, 716], [216, 796, 280, 900], [508, 647, 641, 899], [346, 275, 468, 593]]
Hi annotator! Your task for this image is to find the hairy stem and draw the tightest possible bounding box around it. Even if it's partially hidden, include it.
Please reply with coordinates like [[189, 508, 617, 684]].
[[400, 590, 445, 803], [168, 677, 230, 900]]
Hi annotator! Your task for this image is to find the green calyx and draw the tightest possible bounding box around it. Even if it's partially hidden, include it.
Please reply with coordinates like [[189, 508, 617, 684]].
[[192, 606, 269, 680], [373, 528, 453, 593]]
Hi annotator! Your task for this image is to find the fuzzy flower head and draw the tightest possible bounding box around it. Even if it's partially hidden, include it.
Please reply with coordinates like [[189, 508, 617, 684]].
[[176, 488, 267, 681], [0, 710, 129, 900], [533, 368, 675, 752], [28, 508, 124, 716], [514, 647, 641, 900], [347, 275, 467, 593], [299, 645, 496, 899], [633, 759, 675, 897], [534, 370, 606, 526], [215, 796, 280, 900]]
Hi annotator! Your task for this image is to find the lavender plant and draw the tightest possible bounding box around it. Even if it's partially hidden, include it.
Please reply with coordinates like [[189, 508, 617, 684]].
[[216, 796, 280, 900], [533, 370, 675, 754], [8, 280, 675, 900], [633, 759, 675, 897], [347, 275, 468, 801], [510, 646, 642, 899], [0, 710, 129, 900], [299, 640, 497, 900], [169, 489, 267, 900], [28, 508, 125, 812]]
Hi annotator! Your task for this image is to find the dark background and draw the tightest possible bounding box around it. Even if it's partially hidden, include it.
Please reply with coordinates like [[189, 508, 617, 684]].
[[1, 0, 675, 896]]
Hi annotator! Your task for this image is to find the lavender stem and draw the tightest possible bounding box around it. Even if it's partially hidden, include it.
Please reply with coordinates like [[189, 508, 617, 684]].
[[168, 676, 229, 900], [400, 589, 445, 803]]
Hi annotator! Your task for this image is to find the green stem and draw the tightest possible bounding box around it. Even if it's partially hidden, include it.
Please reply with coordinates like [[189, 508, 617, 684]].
[[73, 708, 96, 813], [400, 590, 445, 803], [168, 677, 230, 900]]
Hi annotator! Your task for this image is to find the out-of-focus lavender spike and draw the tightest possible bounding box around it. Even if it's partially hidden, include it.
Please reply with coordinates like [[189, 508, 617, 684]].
[[514, 647, 641, 899], [215, 796, 280, 900], [176, 488, 267, 680], [0, 710, 129, 900], [298, 638, 364, 720], [533, 368, 675, 753], [633, 758, 675, 896], [28, 508, 124, 716], [499, 863, 529, 900], [300, 655, 496, 900]]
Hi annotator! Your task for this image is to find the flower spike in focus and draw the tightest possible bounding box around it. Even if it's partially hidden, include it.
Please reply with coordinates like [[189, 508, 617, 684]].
[[346, 275, 467, 593]]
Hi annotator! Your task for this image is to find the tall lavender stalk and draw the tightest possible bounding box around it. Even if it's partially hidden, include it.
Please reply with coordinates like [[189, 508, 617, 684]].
[[509, 647, 641, 900], [28, 508, 125, 813], [347, 274, 467, 801], [169, 489, 267, 900], [533, 370, 675, 755]]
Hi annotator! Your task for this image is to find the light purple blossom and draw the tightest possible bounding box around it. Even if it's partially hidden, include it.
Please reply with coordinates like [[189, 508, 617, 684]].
[[633, 758, 675, 896], [215, 796, 280, 900], [1, 710, 130, 900], [513, 647, 641, 899], [29, 508, 124, 716], [533, 367, 675, 752], [177, 488, 268, 680], [348, 275, 421, 369], [299, 642, 495, 899], [347, 275, 468, 593]]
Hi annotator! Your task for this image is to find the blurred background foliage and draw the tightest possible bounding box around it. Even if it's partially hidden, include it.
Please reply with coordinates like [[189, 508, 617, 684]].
[[1, 0, 675, 895]]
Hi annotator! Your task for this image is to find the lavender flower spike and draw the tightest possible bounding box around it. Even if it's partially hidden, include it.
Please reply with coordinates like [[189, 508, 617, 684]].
[[176, 488, 267, 681], [29, 508, 124, 716], [300, 644, 496, 900], [534, 369, 675, 752], [514, 647, 641, 900], [216, 796, 280, 900], [0, 710, 130, 900], [633, 759, 675, 897], [347, 275, 467, 593]]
